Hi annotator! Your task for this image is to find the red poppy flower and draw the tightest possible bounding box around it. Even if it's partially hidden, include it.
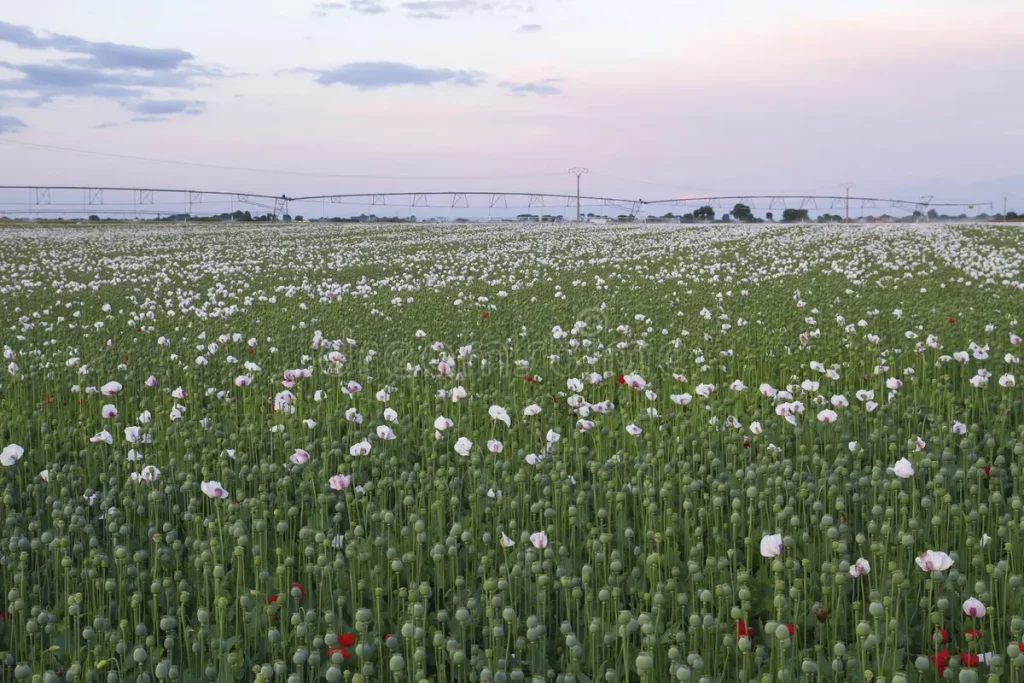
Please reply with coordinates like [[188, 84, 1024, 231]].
[[984, 467, 991, 477], [339, 633, 357, 647], [931, 649, 950, 675], [743, 437, 751, 449], [785, 624, 796, 636], [249, 348, 255, 355], [617, 374, 626, 385], [966, 629, 982, 639], [138, 327, 143, 332], [524, 375, 537, 384], [0, 610, 7, 621], [267, 594, 280, 605], [960, 653, 981, 667], [76, 399, 83, 405], [949, 317, 955, 324], [934, 629, 949, 644], [327, 647, 351, 660], [481, 312, 489, 318], [292, 582, 306, 599], [1018, 643, 1024, 654], [551, 395, 557, 403], [45, 396, 52, 404], [735, 620, 755, 637]]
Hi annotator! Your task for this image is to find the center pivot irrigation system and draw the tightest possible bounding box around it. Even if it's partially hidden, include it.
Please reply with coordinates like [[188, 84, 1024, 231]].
[[0, 181, 994, 221]]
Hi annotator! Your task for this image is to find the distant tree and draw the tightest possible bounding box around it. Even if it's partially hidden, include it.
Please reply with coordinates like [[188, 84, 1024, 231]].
[[927, 209, 938, 220], [782, 208, 809, 223], [88, 215, 100, 221], [721, 213, 731, 222], [765, 211, 774, 222], [294, 215, 304, 222], [693, 205, 715, 222], [732, 203, 754, 222], [1007, 211, 1019, 220], [661, 212, 675, 219], [681, 213, 695, 224], [911, 210, 923, 220]]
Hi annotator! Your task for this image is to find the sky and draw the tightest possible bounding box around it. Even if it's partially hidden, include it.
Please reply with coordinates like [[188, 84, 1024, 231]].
[[0, 0, 1022, 217]]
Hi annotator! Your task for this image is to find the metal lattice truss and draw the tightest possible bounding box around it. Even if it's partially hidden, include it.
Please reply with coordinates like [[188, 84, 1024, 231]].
[[0, 186, 994, 220]]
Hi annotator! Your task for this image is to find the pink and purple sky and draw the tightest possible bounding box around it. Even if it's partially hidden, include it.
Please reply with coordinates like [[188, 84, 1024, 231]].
[[0, 0, 1022, 213]]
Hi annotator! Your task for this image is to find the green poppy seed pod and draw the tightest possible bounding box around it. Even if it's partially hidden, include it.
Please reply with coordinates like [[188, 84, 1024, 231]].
[[774, 624, 790, 640], [868, 602, 884, 617], [389, 655, 406, 673], [737, 637, 751, 653], [268, 629, 281, 644], [132, 648, 147, 664], [936, 597, 949, 611], [958, 670, 979, 683]]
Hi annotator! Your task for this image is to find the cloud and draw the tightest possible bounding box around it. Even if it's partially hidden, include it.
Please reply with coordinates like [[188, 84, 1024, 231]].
[[312, 62, 485, 89], [93, 121, 120, 130], [0, 21, 193, 71], [518, 23, 542, 32], [313, 0, 530, 19], [0, 114, 25, 133], [351, 0, 389, 13], [0, 21, 218, 122], [123, 99, 205, 116], [130, 116, 170, 124], [499, 78, 561, 95], [313, 0, 388, 15]]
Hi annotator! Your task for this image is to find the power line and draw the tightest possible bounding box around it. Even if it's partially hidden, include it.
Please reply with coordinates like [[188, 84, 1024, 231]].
[[0, 138, 566, 182]]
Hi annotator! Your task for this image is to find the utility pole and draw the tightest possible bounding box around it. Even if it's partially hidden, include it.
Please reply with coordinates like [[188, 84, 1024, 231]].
[[840, 182, 855, 222], [568, 167, 588, 222], [1002, 193, 1010, 219]]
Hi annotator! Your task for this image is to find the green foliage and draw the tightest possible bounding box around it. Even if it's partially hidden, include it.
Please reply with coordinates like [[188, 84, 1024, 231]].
[[782, 208, 810, 222]]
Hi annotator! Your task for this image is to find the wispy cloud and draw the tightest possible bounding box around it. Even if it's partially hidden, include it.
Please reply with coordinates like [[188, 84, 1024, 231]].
[[0, 21, 193, 71], [310, 62, 485, 89], [0, 114, 26, 133], [499, 78, 561, 95], [312, 0, 388, 16], [518, 23, 543, 32], [0, 21, 219, 122], [313, 0, 532, 19], [123, 99, 205, 116]]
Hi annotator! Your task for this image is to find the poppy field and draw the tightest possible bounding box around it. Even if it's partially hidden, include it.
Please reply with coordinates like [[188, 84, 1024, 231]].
[[2, 220, 1024, 683]]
